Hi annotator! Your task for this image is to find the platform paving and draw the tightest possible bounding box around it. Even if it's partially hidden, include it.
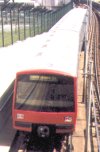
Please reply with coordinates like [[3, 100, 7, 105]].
[[72, 52, 86, 152]]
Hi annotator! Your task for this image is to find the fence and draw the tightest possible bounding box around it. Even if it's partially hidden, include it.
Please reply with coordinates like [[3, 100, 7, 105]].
[[0, 2, 73, 47]]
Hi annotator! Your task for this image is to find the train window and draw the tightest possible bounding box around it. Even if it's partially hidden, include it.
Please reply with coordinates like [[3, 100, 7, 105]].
[[15, 74, 74, 112]]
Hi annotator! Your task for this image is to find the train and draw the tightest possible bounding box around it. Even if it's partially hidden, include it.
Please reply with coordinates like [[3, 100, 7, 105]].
[[12, 7, 88, 137]]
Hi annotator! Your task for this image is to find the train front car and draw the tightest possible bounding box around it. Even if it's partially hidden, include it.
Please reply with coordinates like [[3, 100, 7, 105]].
[[12, 7, 88, 137], [13, 70, 76, 136]]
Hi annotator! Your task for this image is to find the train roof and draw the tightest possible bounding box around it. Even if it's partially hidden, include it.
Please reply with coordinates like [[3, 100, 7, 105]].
[[49, 7, 87, 32], [21, 7, 88, 77], [0, 7, 88, 100], [0, 32, 48, 99]]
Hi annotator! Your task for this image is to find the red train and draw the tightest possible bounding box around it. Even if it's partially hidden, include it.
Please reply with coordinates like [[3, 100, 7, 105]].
[[12, 7, 88, 137]]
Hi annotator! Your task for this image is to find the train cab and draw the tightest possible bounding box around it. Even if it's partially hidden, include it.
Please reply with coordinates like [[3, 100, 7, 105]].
[[13, 69, 77, 136]]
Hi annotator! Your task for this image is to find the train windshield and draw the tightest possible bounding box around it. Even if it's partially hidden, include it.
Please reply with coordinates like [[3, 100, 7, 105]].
[[15, 74, 75, 112]]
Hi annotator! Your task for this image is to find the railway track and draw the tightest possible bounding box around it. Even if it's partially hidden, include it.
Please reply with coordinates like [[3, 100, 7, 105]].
[[85, 7, 100, 152], [92, 9, 100, 152], [9, 132, 73, 152]]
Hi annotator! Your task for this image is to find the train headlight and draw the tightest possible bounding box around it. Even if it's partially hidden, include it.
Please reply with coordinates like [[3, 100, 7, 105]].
[[16, 113, 24, 119], [64, 116, 72, 122]]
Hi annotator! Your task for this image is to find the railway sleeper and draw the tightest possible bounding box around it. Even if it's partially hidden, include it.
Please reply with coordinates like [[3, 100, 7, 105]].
[[61, 134, 74, 152]]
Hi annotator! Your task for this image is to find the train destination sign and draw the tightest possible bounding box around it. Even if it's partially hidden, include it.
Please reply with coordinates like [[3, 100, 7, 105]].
[[29, 75, 58, 82]]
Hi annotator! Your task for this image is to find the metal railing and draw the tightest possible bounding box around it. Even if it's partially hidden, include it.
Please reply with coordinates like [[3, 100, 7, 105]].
[[0, 2, 73, 47]]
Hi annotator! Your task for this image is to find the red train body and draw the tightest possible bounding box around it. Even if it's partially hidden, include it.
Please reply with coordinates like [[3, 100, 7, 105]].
[[12, 7, 88, 137], [13, 69, 77, 135]]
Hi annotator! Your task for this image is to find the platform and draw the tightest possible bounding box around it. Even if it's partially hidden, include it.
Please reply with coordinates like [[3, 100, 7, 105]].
[[72, 52, 86, 151]]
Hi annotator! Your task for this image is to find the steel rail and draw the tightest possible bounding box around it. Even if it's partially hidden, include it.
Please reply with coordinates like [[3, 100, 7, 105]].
[[86, 9, 100, 152], [94, 12, 100, 103], [85, 9, 96, 152], [10, 132, 71, 152], [92, 84, 100, 152], [85, 8, 100, 151], [92, 11, 100, 152]]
